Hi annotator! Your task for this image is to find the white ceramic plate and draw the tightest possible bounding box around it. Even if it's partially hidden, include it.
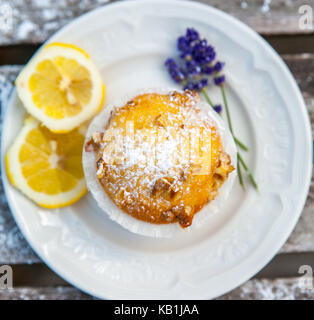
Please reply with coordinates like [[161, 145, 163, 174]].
[[1, 0, 312, 299]]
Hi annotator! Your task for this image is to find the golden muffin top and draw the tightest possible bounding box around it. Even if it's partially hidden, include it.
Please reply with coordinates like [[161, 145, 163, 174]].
[[86, 90, 234, 228]]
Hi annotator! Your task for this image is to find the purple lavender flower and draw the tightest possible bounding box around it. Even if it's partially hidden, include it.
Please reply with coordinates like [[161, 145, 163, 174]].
[[213, 104, 222, 113], [185, 60, 201, 76], [177, 36, 191, 53], [186, 28, 200, 42], [192, 42, 216, 65], [214, 61, 224, 72], [214, 75, 225, 86], [202, 65, 214, 75], [195, 78, 208, 90], [165, 27, 225, 93], [183, 78, 208, 91], [183, 82, 195, 91], [165, 58, 186, 83]]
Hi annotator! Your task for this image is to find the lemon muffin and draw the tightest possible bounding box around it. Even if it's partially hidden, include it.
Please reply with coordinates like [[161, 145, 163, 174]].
[[83, 90, 235, 234]]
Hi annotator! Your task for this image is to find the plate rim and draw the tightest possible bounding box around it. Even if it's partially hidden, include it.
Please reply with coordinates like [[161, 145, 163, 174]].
[[1, 0, 312, 299]]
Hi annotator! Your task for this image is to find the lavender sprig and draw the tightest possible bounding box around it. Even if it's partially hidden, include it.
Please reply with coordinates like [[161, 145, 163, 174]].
[[165, 29, 247, 150], [165, 28, 257, 190]]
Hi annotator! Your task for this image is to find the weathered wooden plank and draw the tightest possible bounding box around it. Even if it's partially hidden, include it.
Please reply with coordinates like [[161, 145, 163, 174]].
[[0, 0, 312, 46], [0, 277, 313, 300], [283, 54, 314, 102], [281, 54, 314, 252], [0, 286, 93, 300], [0, 65, 39, 264], [281, 192, 314, 252], [219, 278, 314, 300], [200, 0, 314, 35], [0, 54, 313, 263]]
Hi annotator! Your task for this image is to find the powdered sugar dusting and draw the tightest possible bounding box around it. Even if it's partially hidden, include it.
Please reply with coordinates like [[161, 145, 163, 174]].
[[100, 92, 211, 193]]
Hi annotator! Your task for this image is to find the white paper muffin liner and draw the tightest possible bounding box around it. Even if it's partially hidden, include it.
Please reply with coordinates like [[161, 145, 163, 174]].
[[83, 88, 237, 238]]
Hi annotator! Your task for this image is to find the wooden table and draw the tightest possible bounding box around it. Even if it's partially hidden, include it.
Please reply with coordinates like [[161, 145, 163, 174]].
[[0, 0, 314, 300]]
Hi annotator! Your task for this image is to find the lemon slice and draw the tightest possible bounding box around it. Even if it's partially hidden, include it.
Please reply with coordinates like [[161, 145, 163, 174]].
[[16, 43, 105, 133], [6, 117, 87, 208]]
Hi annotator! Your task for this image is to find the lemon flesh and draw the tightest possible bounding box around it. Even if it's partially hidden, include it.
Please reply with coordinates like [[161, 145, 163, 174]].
[[29, 57, 92, 119], [6, 117, 87, 208]]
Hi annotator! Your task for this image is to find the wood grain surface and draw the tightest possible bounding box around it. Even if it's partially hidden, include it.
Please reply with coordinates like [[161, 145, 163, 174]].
[[219, 277, 314, 300], [0, 0, 313, 46], [1, 277, 313, 300]]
